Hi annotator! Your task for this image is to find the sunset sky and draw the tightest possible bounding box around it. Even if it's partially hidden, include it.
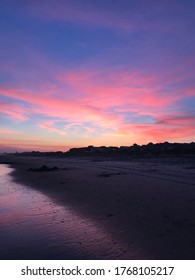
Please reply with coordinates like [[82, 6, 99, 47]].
[[0, 0, 195, 152]]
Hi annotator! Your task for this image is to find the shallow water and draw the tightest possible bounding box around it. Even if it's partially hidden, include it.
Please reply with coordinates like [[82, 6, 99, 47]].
[[0, 164, 133, 259]]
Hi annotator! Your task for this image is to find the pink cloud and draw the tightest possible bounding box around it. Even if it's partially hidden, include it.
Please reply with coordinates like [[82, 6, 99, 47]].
[[1, 65, 194, 148], [38, 121, 66, 135], [0, 101, 27, 121], [186, 88, 195, 97], [0, 86, 119, 129], [156, 115, 195, 126], [126, 114, 195, 143], [58, 68, 185, 115], [0, 129, 18, 134]]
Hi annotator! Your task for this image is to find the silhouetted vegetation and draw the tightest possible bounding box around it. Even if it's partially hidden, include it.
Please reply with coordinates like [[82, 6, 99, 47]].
[[14, 142, 195, 157]]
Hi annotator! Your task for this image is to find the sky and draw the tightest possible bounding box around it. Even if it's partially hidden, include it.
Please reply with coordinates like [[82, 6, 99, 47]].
[[0, 0, 195, 152]]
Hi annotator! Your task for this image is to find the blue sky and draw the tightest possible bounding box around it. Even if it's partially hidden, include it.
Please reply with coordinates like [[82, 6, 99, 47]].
[[0, 0, 195, 151]]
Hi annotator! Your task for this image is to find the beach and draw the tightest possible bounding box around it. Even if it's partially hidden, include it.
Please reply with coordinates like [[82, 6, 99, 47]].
[[0, 154, 195, 259]]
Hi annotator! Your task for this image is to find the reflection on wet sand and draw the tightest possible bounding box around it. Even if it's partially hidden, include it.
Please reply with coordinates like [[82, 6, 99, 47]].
[[0, 164, 141, 259]]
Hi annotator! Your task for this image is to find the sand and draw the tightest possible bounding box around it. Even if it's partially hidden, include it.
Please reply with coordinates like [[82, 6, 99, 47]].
[[0, 154, 195, 259]]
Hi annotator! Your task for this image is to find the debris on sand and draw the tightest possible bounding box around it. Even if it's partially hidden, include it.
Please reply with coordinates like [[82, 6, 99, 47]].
[[27, 165, 59, 172]]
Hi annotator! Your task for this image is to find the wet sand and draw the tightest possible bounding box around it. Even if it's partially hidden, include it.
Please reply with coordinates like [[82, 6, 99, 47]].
[[0, 154, 195, 259]]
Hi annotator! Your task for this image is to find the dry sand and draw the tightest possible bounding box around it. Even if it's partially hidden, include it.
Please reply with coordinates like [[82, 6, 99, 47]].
[[1, 154, 195, 259]]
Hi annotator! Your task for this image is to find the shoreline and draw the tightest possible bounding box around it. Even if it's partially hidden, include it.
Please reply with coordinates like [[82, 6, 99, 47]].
[[1, 154, 195, 259]]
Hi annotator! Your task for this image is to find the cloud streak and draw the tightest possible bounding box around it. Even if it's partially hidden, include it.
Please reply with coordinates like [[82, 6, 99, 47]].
[[0, 0, 194, 151], [21, 0, 194, 34], [1, 63, 194, 148]]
